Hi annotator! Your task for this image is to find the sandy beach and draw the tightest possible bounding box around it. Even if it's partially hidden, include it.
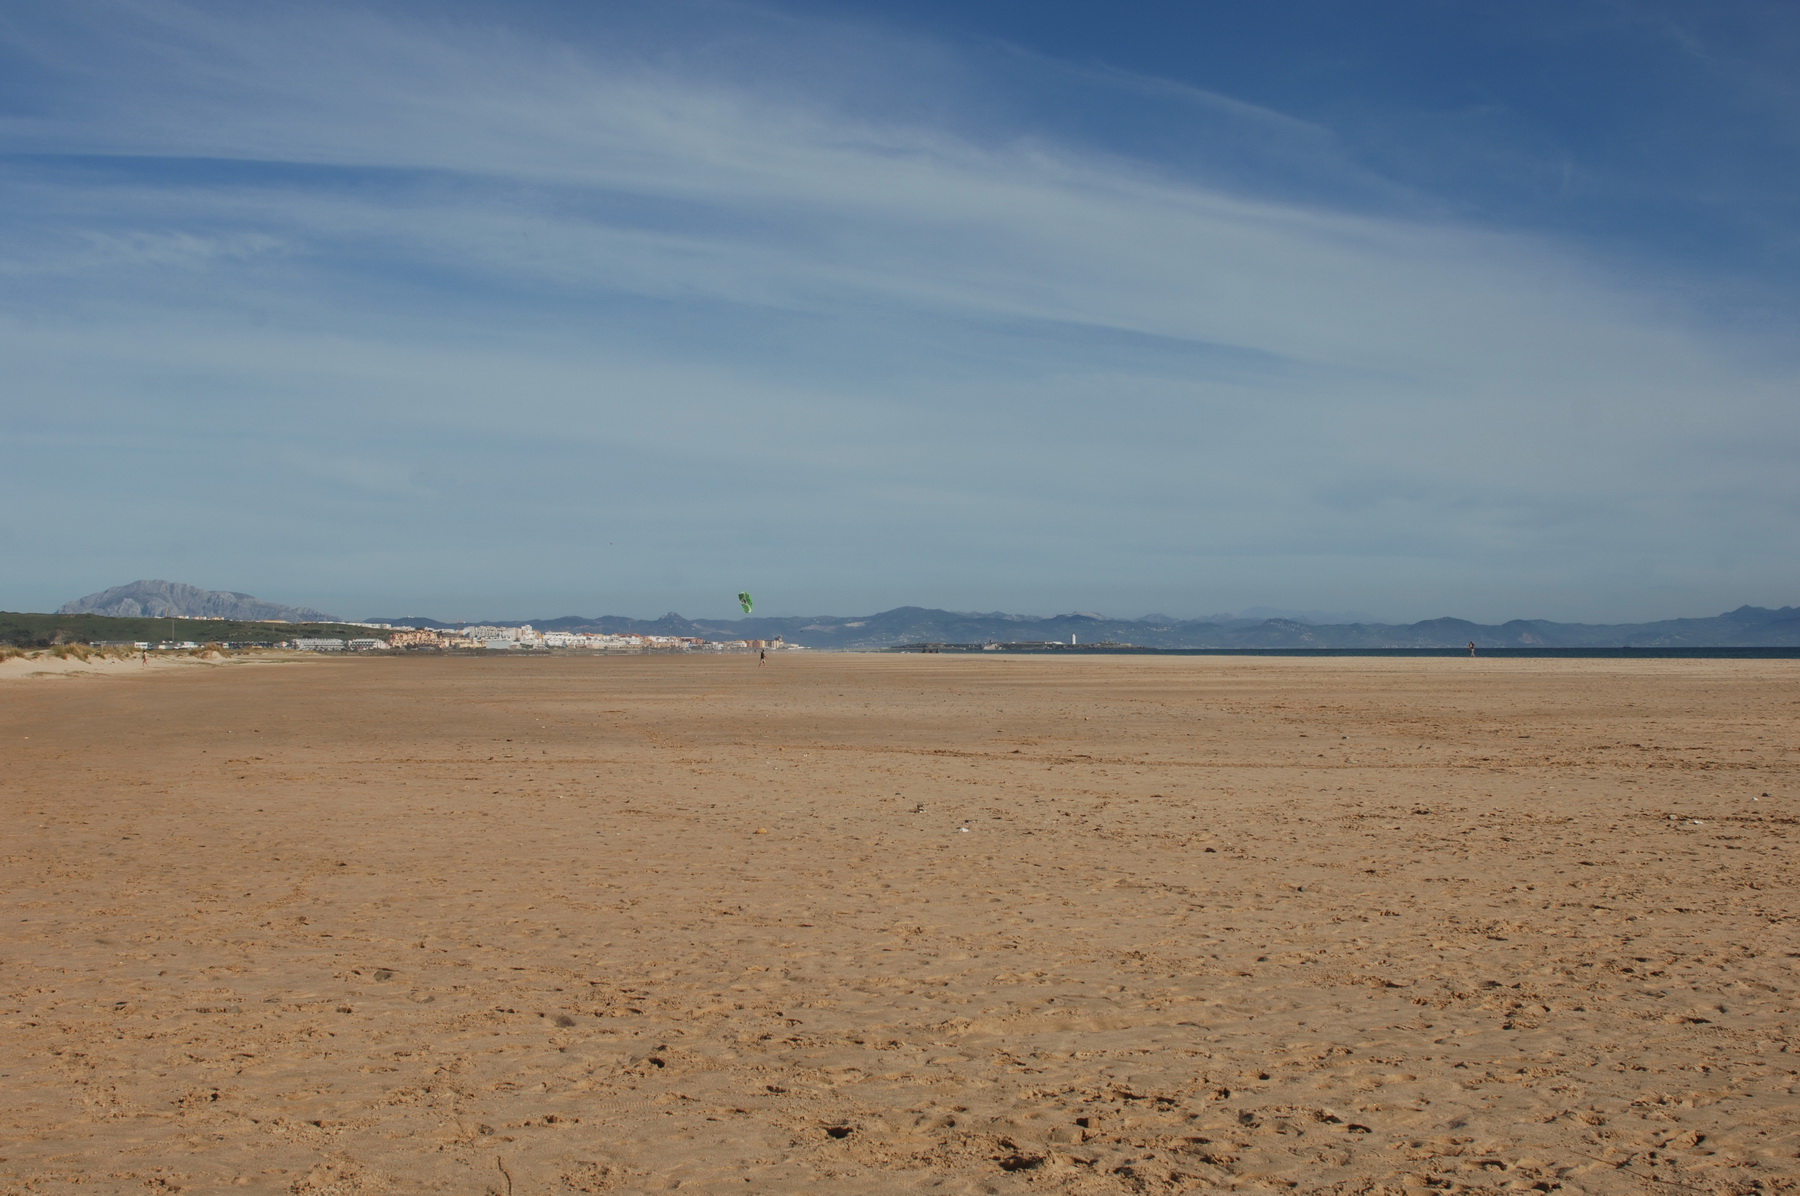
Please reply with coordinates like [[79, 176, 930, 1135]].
[[0, 648, 332, 686], [2, 653, 1795, 1194]]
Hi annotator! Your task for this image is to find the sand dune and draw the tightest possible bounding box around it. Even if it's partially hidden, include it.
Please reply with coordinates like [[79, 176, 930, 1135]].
[[2, 654, 1795, 1193], [0, 649, 295, 683]]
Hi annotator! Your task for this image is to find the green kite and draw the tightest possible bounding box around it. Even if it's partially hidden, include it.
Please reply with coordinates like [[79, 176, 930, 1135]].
[[738, 592, 754, 615]]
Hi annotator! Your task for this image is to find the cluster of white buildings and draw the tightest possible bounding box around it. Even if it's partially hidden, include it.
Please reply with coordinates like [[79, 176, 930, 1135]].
[[292, 624, 799, 653], [452, 624, 706, 651]]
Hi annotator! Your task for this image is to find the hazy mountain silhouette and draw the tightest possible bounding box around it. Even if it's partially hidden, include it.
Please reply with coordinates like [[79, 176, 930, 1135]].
[[61, 580, 337, 623], [366, 603, 1800, 649]]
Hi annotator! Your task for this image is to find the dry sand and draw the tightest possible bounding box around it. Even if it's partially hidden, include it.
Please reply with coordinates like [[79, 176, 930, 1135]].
[[2, 653, 1795, 1194], [0, 650, 298, 683]]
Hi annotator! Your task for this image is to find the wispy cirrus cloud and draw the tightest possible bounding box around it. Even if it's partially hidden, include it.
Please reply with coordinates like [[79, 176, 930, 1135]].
[[0, 0, 1795, 620]]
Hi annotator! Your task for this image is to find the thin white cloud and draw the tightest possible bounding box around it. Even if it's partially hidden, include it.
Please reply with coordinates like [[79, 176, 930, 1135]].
[[0, 227, 288, 275]]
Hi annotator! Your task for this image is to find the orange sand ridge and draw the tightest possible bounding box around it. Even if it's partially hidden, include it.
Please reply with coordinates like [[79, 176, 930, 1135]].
[[2, 654, 1795, 1193]]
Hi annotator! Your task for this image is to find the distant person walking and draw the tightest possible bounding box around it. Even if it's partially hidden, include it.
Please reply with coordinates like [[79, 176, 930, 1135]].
[[1468, 641, 1477, 657], [759, 648, 766, 666]]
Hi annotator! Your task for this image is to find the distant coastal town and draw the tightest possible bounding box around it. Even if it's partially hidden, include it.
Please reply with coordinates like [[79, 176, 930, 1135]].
[[304, 623, 801, 653], [101, 619, 799, 654]]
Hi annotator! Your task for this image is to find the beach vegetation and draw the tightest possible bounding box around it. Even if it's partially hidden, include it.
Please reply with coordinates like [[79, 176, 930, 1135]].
[[0, 611, 379, 648]]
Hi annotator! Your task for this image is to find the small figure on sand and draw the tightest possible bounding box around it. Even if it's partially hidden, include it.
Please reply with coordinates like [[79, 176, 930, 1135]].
[[1468, 641, 1476, 657], [759, 648, 766, 665]]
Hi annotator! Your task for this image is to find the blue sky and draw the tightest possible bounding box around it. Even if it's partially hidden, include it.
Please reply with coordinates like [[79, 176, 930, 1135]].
[[3, 0, 1797, 622]]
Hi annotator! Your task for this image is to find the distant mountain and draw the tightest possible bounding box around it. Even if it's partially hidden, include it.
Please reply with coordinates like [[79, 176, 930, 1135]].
[[366, 603, 1800, 649], [1231, 606, 1385, 625], [61, 580, 338, 623], [367, 615, 462, 629]]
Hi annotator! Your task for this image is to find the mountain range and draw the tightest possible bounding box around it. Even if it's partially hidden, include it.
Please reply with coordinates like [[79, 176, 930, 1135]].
[[369, 603, 1800, 649], [59, 580, 339, 624], [52, 581, 1800, 647]]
